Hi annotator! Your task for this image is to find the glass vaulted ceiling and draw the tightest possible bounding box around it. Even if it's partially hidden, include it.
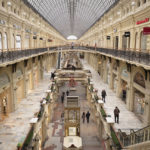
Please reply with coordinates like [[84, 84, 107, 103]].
[[25, 0, 119, 39]]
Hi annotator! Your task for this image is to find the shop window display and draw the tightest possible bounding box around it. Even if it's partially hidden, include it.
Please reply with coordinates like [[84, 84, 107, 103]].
[[134, 89, 145, 121], [134, 72, 145, 88], [0, 33, 2, 50]]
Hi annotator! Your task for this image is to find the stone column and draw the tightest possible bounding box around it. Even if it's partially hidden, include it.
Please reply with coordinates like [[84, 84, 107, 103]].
[[144, 78, 150, 125], [130, 28, 135, 50], [116, 63, 122, 97], [126, 66, 134, 111], [103, 59, 107, 83], [118, 31, 123, 50], [109, 61, 113, 89]]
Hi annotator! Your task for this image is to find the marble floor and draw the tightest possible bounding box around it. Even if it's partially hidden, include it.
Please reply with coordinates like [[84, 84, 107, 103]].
[[44, 81, 104, 150], [0, 70, 54, 150], [81, 59, 144, 133]]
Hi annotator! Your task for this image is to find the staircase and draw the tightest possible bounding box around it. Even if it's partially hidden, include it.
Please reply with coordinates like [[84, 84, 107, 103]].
[[118, 125, 150, 148]]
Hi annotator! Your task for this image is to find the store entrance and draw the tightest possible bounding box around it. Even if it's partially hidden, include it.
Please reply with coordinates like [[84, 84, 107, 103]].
[[120, 80, 127, 103], [133, 89, 145, 122], [112, 74, 117, 92], [115, 36, 119, 49]]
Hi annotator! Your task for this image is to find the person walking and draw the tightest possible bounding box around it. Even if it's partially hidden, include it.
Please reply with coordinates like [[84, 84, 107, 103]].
[[114, 107, 120, 123], [82, 112, 85, 123], [61, 94, 64, 103], [101, 89, 107, 103], [66, 90, 69, 96], [86, 111, 90, 123]]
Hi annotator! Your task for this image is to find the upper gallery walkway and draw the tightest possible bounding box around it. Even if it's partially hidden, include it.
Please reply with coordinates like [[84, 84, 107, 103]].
[[1, 46, 150, 70], [81, 59, 144, 133], [0, 70, 53, 150]]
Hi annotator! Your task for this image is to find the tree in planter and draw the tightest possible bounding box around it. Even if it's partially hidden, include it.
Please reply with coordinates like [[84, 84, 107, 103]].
[[94, 95, 99, 102], [17, 142, 22, 150]]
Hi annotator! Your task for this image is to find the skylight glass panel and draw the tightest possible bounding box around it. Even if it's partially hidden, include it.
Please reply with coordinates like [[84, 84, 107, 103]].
[[25, 0, 119, 38]]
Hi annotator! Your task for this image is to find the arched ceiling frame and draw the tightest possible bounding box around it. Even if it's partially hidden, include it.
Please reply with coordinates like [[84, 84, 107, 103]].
[[25, 0, 119, 39]]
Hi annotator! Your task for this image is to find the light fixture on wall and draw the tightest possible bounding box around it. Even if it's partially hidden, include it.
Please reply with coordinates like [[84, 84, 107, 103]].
[[131, 1, 135, 6], [7, 1, 11, 6], [117, 11, 121, 15]]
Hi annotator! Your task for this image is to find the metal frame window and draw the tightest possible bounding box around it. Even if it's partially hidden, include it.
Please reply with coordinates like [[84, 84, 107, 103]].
[[25, 0, 118, 38]]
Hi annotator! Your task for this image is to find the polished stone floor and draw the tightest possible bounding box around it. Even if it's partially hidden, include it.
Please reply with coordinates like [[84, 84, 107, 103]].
[[43, 81, 104, 150], [81, 59, 144, 133], [0, 70, 54, 150]]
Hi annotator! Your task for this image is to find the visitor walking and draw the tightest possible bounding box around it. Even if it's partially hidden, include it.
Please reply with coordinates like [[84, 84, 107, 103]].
[[101, 89, 107, 103], [82, 112, 85, 123], [86, 111, 90, 123], [66, 90, 69, 96], [114, 107, 120, 123], [61, 94, 64, 103]]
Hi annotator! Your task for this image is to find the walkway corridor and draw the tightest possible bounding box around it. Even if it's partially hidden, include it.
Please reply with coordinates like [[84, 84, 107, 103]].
[[81, 59, 144, 133], [0, 70, 54, 150], [44, 80, 104, 150]]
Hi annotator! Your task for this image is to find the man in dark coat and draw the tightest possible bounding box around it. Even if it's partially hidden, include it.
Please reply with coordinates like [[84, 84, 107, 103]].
[[114, 107, 120, 123], [86, 111, 90, 123], [66, 90, 69, 96], [101, 89, 107, 103], [61, 94, 64, 103]]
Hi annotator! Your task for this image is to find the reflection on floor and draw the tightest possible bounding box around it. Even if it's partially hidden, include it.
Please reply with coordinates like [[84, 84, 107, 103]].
[[43, 81, 104, 150], [0, 71, 54, 150]]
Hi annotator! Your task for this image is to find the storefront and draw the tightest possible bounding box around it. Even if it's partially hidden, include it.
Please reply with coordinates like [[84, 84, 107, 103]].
[[112, 61, 118, 92], [16, 35, 21, 49], [120, 66, 128, 103], [16, 68, 24, 105], [122, 32, 130, 50], [134, 89, 145, 121], [33, 65, 39, 88], [133, 72, 146, 122], [113, 36, 119, 49], [140, 28, 150, 51], [0, 73, 12, 120], [136, 18, 150, 51], [24, 34, 30, 49], [106, 61, 111, 84]]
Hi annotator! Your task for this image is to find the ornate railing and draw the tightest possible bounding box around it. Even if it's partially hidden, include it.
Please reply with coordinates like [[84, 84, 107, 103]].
[[1, 45, 150, 66], [0, 48, 48, 64], [118, 125, 150, 147], [50, 46, 150, 66]]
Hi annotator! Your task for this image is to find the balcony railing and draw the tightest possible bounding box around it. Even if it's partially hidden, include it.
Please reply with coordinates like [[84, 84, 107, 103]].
[[50, 46, 150, 66], [0, 48, 48, 64], [1, 46, 150, 67], [118, 125, 150, 147]]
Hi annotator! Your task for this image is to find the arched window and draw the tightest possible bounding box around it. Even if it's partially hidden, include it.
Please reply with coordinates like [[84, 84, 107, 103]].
[[134, 72, 145, 88], [3, 33, 8, 50], [13, 34, 15, 49], [140, 31, 147, 51], [0, 33, 2, 50], [137, 1, 141, 7], [2, 1, 5, 7], [134, 32, 138, 50], [16, 35, 21, 49]]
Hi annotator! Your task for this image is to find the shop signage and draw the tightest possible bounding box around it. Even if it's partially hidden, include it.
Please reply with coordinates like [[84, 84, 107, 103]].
[[48, 39, 52, 42], [107, 36, 110, 40], [124, 32, 130, 37], [136, 18, 149, 25], [0, 20, 6, 25], [33, 36, 37, 39], [121, 68, 128, 78], [143, 27, 150, 35], [13, 24, 21, 30]]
